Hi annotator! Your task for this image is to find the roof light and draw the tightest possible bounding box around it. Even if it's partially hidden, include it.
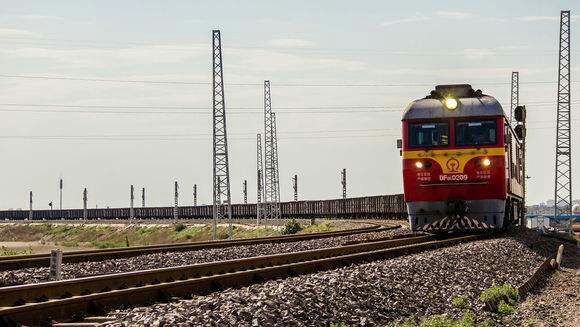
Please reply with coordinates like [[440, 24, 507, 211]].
[[444, 98, 458, 110]]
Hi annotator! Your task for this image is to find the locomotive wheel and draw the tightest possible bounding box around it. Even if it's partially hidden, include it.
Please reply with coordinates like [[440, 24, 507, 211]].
[[502, 198, 512, 229]]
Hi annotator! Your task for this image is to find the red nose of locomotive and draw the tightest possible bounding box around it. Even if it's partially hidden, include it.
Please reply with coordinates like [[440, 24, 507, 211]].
[[400, 84, 520, 232]]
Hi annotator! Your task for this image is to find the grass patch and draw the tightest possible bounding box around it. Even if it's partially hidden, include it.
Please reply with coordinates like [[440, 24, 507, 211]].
[[300, 219, 334, 233], [388, 311, 492, 327], [479, 284, 519, 314], [91, 240, 128, 249], [0, 246, 32, 256], [330, 323, 356, 327], [451, 295, 470, 309], [282, 219, 303, 235], [174, 223, 187, 232]]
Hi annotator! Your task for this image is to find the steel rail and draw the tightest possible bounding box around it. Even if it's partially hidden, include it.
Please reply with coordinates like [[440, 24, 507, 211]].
[[0, 223, 393, 271], [0, 233, 488, 325]]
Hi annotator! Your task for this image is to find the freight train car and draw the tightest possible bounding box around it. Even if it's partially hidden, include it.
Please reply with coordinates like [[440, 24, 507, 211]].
[[0, 194, 406, 221]]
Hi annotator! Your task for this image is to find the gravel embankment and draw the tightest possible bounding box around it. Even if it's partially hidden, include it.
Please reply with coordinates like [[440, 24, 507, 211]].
[[106, 229, 557, 326], [0, 226, 409, 286]]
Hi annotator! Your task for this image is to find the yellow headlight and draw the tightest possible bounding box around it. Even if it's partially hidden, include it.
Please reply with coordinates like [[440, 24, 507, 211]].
[[482, 158, 491, 167], [415, 161, 423, 169], [444, 98, 458, 110]]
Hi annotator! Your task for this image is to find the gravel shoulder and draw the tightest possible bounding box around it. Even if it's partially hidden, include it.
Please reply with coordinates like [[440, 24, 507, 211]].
[[107, 228, 570, 326], [0, 225, 409, 286], [509, 238, 579, 327]]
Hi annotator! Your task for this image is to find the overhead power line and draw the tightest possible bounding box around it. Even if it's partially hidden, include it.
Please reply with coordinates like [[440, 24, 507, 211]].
[[1, 74, 579, 87]]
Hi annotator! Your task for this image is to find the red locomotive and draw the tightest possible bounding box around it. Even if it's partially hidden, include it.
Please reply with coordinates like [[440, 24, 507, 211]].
[[400, 84, 525, 231]]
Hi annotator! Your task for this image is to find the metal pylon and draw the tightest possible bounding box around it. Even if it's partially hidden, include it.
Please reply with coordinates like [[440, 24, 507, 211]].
[[272, 112, 281, 205], [341, 168, 347, 199], [243, 180, 248, 204], [263, 81, 281, 220], [510, 72, 519, 124], [554, 10, 573, 219], [174, 181, 179, 221], [256, 133, 264, 224], [130, 185, 134, 219], [293, 174, 298, 201], [193, 184, 197, 206], [211, 30, 233, 239], [82, 188, 87, 220]]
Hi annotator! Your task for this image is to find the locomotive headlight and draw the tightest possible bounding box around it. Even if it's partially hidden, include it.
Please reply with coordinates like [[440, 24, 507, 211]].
[[415, 161, 423, 169], [482, 158, 491, 167], [444, 98, 458, 110]]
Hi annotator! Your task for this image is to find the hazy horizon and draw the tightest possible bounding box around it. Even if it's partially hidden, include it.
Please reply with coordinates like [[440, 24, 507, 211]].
[[0, 0, 578, 210]]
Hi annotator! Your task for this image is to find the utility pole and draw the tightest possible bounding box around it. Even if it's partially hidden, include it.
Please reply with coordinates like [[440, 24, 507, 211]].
[[193, 184, 197, 206], [272, 113, 281, 206], [341, 168, 347, 199], [256, 133, 264, 224], [293, 174, 298, 201], [83, 188, 88, 220], [211, 30, 233, 239], [263, 80, 281, 220], [243, 180, 248, 204], [130, 185, 135, 219], [59, 178, 63, 210], [29, 191, 33, 220], [510, 72, 519, 124], [174, 181, 179, 221], [554, 10, 573, 221], [142, 187, 145, 207]]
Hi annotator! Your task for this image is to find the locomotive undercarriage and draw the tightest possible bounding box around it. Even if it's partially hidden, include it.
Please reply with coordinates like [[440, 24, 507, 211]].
[[407, 199, 505, 232]]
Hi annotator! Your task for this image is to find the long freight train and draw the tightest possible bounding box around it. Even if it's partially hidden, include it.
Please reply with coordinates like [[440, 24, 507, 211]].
[[0, 194, 406, 221], [400, 84, 526, 231]]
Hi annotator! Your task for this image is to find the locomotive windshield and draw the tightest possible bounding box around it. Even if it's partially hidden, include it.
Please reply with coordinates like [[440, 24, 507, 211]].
[[408, 123, 449, 147], [455, 120, 497, 146]]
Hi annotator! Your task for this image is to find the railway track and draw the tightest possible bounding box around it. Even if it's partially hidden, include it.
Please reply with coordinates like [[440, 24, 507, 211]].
[[0, 222, 392, 271], [0, 232, 490, 326]]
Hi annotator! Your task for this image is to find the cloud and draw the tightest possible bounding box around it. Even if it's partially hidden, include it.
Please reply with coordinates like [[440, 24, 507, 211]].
[[379, 13, 430, 27], [16, 14, 65, 21], [268, 38, 316, 49], [0, 43, 207, 68], [516, 15, 558, 22], [0, 28, 42, 38], [463, 48, 496, 60], [516, 15, 580, 22], [380, 11, 472, 27], [435, 11, 473, 20], [228, 47, 366, 73]]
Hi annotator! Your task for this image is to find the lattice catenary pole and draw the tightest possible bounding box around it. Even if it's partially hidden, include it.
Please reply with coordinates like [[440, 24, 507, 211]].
[[82, 188, 88, 220], [263, 81, 281, 220], [174, 181, 179, 221], [29, 191, 33, 220], [554, 10, 573, 220], [243, 180, 248, 204], [142, 187, 145, 207], [130, 185, 135, 219], [211, 30, 233, 239], [193, 184, 197, 206], [341, 168, 347, 199], [59, 178, 63, 210], [256, 133, 264, 224], [272, 113, 281, 206], [293, 174, 298, 201], [510, 72, 519, 124]]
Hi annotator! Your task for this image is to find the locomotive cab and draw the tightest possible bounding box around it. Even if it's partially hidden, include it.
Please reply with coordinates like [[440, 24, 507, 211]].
[[401, 84, 524, 232]]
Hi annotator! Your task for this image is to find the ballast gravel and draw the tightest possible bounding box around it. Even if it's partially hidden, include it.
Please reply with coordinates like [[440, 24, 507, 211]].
[[106, 233, 549, 326], [0, 226, 409, 286]]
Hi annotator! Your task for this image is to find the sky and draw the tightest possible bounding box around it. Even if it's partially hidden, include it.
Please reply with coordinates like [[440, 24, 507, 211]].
[[0, 0, 578, 209]]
